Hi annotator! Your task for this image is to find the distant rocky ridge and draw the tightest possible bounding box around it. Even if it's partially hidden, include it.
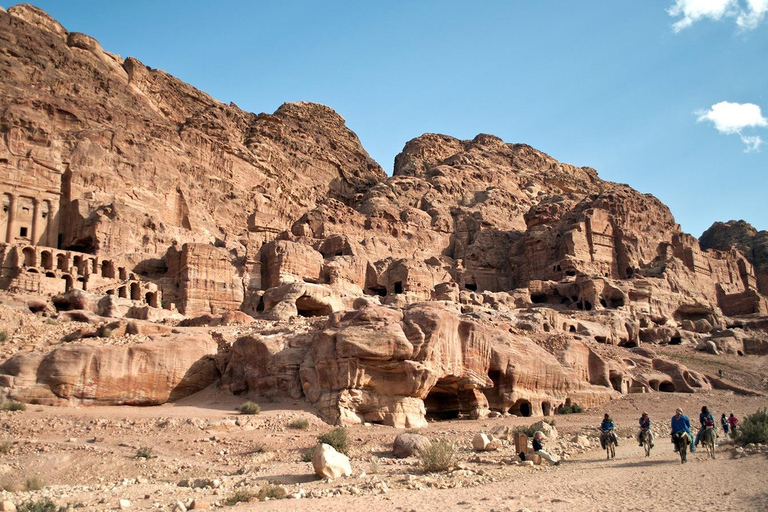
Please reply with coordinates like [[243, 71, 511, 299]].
[[0, 4, 766, 426]]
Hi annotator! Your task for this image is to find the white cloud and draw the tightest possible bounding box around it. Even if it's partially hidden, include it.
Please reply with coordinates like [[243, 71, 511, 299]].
[[736, 0, 768, 29], [697, 101, 768, 151], [668, 0, 738, 32], [668, 0, 768, 31]]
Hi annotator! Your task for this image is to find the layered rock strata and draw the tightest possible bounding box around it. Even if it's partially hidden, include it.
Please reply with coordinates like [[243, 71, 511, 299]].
[[0, 5, 766, 422]]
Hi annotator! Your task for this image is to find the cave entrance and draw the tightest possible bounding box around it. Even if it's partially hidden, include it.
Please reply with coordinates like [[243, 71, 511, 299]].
[[366, 286, 387, 297], [295, 295, 333, 317], [509, 399, 532, 417], [393, 281, 403, 294], [41, 251, 53, 270], [424, 380, 461, 421], [659, 382, 675, 392], [542, 401, 552, 416], [145, 292, 158, 308]]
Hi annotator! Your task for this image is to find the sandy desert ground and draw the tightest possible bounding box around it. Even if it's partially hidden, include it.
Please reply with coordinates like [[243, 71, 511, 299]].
[[1, 384, 767, 512]]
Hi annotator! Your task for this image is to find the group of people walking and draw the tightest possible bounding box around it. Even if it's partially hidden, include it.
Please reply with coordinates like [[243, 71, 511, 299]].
[[668, 407, 739, 452], [530, 407, 741, 466]]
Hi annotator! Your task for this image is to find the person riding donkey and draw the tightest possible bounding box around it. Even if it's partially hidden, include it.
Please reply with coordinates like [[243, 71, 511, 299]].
[[694, 406, 716, 449], [671, 407, 695, 453], [637, 411, 654, 448], [600, 413, 619, 448]]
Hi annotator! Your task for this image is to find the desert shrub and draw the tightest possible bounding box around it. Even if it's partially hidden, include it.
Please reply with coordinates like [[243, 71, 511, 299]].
[[0, 330, 7, 343], [288, 418, 309, 430], [17, 499, 70, 512], [735, 408, 768, 446], [238, 401, 261, 415], [257, 482, 288, 501], [301, 447, 316, 462], [515, 425, 537, 438], [250, 442, 268, 454], [558, 403, 584, 415], [25, 475, 45, 490], [317, 427, 349, 454], [368, 456, 381, 474], [99, 327, 112, 338], [419, 439, 456, 473], [0, 400, 27, 412], [0, 440, 12, 454], [44, 318, 58, 325], [135, 446, 154, 459], [224, 490, 256, 506]]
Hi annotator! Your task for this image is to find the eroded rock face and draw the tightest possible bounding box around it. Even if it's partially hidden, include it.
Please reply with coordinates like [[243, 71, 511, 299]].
[[0, 6, 766, 417], [0, 335, 218, 405]]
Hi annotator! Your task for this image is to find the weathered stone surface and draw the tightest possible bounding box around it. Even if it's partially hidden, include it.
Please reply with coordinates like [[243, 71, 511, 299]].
[[472, 433, 499, 451], [0, 5, 766, 416], [392, 433, 432, 458], [312, 443, 352, 479], [0, 335, 218, 405]]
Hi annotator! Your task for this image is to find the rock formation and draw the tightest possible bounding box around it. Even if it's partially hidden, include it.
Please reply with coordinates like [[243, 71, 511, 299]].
[[0, 4, 766, 424]]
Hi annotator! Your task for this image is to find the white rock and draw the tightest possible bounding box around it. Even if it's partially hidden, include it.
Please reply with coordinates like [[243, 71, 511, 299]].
[[0, 501, 17, 512], [312, 443, 352, 479], [472, 433, 499, 451], [119, 499, 131, 510]]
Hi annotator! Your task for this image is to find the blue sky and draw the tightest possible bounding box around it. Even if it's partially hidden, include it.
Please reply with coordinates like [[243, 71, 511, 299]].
[[11, 0, 768, 236]]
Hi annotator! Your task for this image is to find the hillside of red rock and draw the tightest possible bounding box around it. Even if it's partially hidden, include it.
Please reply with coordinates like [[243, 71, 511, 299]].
[[0, 3, 767, 434]]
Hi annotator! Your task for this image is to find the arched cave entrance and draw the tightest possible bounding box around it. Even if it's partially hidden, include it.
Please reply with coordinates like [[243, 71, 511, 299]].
[[57, 254, 68, 271], [509, 399, 532, 417], [542, 401, 552, 416], [145, 292, 158, 308], [101, 260, 115, 278], [130, 282, 141, 300], [22, 247, 35, 267], [393, 281, 403, 294], [424, 379, 461, 421], [658, 382, 675, 392], [41, 251, 52, 270]]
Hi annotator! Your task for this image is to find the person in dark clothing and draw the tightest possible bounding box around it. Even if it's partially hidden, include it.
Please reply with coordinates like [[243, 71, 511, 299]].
[[600, 413, 618, 448], [695, 406, 716, 448], [721, 413, 729, 435], [532, 431, 559, 465]]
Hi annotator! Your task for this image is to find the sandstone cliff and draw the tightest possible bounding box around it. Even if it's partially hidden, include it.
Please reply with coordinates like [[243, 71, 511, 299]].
[[0, 4, 766, 425]]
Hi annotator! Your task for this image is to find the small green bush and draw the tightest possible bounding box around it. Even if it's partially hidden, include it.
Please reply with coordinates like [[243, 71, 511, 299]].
[[288, 418, 309, 430], [317, 427, 349, 454], [257, 482, 288, 501], [224, 490, 256, 506], [238, 401, 261, 415], [558, 403, 584, 415], [420, 439, 456, 473], [1, 400, 27, 412], [515, 425, 537, 438], [0, 440, 12, 454], [301, 447, 316, 462], [0, 330, 7, 343], [17, 499, 70, 512], [735, 408, 768, 446], [25, 475, 45, 491], [135, 446, 154, 459]]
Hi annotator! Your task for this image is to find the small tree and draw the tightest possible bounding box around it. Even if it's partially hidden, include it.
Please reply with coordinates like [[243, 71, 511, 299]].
[[735, 408, 768, 446]]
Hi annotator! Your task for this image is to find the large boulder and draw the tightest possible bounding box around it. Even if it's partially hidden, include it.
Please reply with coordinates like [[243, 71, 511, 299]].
[[392, 433, 431, 458], [312, 443, 352, 479]]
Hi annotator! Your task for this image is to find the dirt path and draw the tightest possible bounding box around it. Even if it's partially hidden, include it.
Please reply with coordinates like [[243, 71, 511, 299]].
[[1, 389, 766, 511]]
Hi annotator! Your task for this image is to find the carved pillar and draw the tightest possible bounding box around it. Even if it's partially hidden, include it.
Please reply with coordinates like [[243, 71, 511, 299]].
[[31, 198, 41, 245], [46, 201, 58, 248], [5, 194, 16, 243]]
